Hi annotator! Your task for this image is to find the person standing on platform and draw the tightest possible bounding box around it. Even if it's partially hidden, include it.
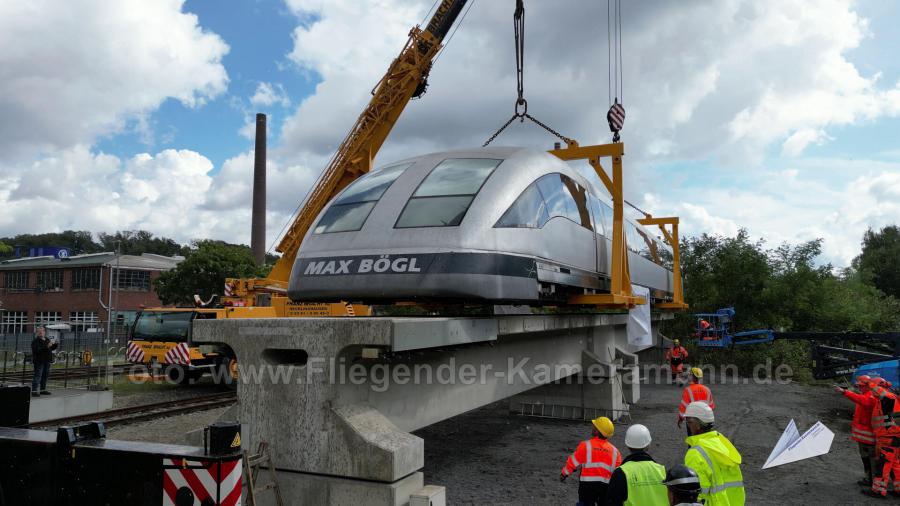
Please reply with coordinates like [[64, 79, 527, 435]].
[[30, 326, 56, 397]]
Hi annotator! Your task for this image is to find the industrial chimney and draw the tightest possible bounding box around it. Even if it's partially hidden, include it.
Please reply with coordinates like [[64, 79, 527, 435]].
[[251, 113, 266, 265]]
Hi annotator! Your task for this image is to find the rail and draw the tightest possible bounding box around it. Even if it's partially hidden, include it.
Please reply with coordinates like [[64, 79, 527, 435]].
[[29, 391, 237, 428]]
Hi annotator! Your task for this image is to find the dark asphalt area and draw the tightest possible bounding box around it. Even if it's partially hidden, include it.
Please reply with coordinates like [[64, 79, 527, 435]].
[[418, 379, 887, 505]]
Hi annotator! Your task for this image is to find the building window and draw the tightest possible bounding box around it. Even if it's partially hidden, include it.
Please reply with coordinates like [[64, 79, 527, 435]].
[[35, 312, 62, 325], [69, 312, 99, 332], [1, 311, 28, 334], [5, 271, 29, 290], [36, 270, 63, 291], [114, 269, 151, 291], [72, 268, 101, 290]]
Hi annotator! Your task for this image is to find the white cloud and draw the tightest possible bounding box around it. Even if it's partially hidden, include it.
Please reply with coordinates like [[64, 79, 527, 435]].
[[250, 82, 291, 108], [1, 0, 899, 269], [0, 0, 229, 161]]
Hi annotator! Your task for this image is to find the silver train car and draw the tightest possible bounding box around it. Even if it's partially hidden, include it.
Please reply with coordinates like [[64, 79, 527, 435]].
[[288, 147, 677, 305]]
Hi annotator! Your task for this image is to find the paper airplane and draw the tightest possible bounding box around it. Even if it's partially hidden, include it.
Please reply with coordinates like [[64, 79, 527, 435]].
[[762, 419, 834, 469]]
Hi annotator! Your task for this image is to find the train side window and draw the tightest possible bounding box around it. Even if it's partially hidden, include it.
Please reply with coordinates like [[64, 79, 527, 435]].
[[495, 184, 549, 228], [396, 158, 501, 228], [601, 202, 614, 235], [536, 174, 584, 227], [561, 175, 593, 230], [314, 162, 411, 234], [588, 196, 606, 235], [625, 223, 644, 254]]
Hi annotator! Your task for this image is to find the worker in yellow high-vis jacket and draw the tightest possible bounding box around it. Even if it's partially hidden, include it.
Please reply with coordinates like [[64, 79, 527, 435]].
[[682, 401, 745, 506]]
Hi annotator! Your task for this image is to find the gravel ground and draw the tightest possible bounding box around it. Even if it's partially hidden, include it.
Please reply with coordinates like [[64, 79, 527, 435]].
[[417, 380, 885, 506], [101, 377, 886, 505], [106, 378, 233, 444]]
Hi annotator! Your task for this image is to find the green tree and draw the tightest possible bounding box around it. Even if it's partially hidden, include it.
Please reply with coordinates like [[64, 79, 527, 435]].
[[0, 230, 100, 256], [98, 230, 184, 257], [153, 240, 270, 305], [0, 241, 12, 255], [853, 225, 900, 299]]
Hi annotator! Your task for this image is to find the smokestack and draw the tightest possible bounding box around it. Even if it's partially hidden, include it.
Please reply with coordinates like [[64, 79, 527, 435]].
[[251, 113, 266, 265]]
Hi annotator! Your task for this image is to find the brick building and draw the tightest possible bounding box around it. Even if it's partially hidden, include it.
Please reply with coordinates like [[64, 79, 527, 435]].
[[0, 252, 182, 334]]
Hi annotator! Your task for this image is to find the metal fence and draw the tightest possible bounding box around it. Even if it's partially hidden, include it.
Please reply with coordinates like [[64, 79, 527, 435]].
[[0, 328, 129, 390]]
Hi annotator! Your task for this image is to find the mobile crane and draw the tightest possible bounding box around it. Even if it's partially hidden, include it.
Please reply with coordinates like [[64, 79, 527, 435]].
[[126, 0, 472, 384]]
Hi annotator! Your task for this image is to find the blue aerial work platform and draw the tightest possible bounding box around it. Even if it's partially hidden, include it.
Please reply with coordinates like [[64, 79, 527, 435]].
[[693, 307, 774, 348], [690, 307, 900, 382]]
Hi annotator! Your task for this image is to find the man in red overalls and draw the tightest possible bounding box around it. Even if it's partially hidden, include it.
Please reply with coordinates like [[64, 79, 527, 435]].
[[835, 375, 876, 486], [866, 379, 900, 498], [665, 339, 688, 385]]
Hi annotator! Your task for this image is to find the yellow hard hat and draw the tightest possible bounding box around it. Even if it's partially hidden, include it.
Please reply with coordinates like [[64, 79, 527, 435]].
[[673, 339, 680, 345], [691, 367, 703, 379], [592, 416, 614, 438]]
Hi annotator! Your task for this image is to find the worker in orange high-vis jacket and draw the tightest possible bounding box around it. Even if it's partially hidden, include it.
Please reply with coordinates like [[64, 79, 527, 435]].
[[835, 375, 877, 486], [866, 380, 900, 498], [665, 339, 689, 384], [678, 367, 714, 428], [560, 416, 623, 506]]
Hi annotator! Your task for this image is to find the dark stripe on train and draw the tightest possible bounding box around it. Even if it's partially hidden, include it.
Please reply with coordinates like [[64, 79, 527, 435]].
[[296, 252, 537, 279]]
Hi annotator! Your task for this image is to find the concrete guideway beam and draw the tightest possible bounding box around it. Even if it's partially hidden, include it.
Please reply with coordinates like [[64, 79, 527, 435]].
[[193, 314, 658, 489]]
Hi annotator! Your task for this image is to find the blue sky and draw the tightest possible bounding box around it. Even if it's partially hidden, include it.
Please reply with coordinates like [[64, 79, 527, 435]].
[[95, 0, 313, 169], [1, 0, 898, 267]]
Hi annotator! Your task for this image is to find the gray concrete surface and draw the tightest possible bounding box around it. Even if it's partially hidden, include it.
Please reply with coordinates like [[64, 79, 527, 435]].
[[28, 388, 113, 423], [192, 314, 662, 505]]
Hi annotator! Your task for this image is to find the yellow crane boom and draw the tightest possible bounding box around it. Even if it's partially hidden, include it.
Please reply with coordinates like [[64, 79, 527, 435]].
[[225, 0, 469, 308]]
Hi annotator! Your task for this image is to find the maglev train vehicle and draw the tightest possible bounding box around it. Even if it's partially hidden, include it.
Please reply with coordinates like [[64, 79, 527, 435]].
[[288, 147, 677, 305]]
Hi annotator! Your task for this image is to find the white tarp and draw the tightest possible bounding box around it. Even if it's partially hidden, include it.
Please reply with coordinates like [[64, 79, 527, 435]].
[[627, 285, 652, 348], [763, 419, 834, 469]]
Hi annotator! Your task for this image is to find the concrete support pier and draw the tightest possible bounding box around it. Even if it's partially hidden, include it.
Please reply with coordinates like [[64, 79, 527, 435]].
[[193, 313, 662, 505]]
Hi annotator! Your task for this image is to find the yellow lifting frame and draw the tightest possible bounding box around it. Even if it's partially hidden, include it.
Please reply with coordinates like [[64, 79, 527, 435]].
[[637, 216, 689, 310], [548, 140, 686, 311]]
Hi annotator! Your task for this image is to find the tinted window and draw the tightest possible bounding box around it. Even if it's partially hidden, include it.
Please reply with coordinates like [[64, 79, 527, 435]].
[[314, 163, 410, 234], [396, 158, 500, 228], [132, 311, 192, 342], [625, 223, 644, 254], [601, 202, 614, 235], [588, 196, 606, 234], [414, 159, 498, 196], [496, 184, 549, 228], [496, 173, 592, 230]]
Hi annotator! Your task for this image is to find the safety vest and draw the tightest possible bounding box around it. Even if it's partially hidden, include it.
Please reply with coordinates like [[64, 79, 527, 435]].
[[679, 383, 715, 415], [619, 460, 668, 506], [562, 437, 622, 483], [668, 346, 688, 360], [685, 431, 745, 506], [843, 389, 876, 445], [871, 387, 900, 444]]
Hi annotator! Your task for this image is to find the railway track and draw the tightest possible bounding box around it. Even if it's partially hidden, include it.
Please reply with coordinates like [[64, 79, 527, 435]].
[[29, 391, 237, 429], [0, 364, 131, 384]]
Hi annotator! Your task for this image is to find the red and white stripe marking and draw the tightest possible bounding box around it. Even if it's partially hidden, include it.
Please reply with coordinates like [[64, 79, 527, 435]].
[[607, 102, 626, 132], [162, 458, 242, 506], [125, 341, 145, 363], [164, 342, 191, 365]]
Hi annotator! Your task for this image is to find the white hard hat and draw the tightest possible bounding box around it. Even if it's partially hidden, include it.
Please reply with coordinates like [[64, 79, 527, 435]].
[[625, 424, 652, 449], [684, 401, 715, 424]]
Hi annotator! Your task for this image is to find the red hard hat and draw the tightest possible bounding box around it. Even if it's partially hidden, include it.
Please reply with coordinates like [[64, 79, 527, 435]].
[[869, 377, 886, 389], [856, 375, 871, 386]]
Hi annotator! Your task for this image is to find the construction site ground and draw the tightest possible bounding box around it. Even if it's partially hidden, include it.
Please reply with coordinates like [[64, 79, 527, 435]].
[[103, 375, 884, 505], [418, 379, 884, 506]]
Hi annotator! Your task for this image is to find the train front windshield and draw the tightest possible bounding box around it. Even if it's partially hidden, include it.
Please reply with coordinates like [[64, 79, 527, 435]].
[[131, 311, 192, 342]]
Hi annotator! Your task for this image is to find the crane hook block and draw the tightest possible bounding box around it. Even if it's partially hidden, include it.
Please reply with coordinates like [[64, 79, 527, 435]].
[[607, 102, 625, 134]]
